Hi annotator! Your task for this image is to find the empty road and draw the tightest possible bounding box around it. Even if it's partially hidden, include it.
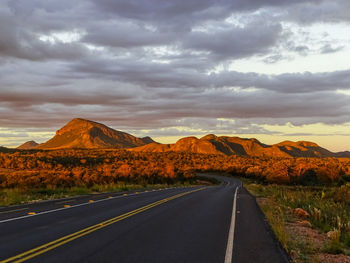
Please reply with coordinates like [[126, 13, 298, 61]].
[[0, 174, 290, 263]]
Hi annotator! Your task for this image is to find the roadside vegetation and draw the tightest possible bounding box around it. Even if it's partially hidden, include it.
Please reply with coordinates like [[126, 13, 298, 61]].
[[241, 177, 350, 262], [1, 147, 350, 262], [1, 149, 350, 188], [0, 182, 195, 206], [1, 148, 350, 207]]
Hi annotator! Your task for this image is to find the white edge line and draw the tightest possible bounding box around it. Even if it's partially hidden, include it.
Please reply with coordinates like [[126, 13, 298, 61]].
[[224, 185, 239, 263], [0, 187, 192, 224]]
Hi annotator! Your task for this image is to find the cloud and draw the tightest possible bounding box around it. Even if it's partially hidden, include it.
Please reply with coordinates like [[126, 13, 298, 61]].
[[1, 72, 349, 130], [320, 44, 344, 54], [0, 7, 90, 61], [183, 22, 282, 61], [82, 20, 178, 48], [90, 0, 322, 26], [212, 69, 350, 93], [285, 1, 350, 24], [0, 0, 350, 147]]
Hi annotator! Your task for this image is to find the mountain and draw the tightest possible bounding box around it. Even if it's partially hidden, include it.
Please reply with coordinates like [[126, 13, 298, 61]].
[[12, 118, 346, 156], [130, 134, 336, 158], [336, 151, 350, 158], [36, 118, 155, 149], [275, 141, 335, 157], [17, 141, 39, 149], [131, 135, 288, 157], [0, 146, 14, 153]]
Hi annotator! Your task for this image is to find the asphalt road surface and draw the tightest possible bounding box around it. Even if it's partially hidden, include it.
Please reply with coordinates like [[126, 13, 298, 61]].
[[0, 174, 290, 263]]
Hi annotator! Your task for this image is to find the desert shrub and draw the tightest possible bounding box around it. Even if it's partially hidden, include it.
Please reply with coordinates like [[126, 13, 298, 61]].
[[298, 169, 319, 186]]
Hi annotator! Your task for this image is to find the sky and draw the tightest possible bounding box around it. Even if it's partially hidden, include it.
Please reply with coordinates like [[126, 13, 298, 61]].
[[0, 0, 350, 151]]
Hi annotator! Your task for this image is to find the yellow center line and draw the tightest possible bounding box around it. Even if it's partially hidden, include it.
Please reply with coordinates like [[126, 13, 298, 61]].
[[0, 188, 205, 263], [55, 200, 76, 205], [0, 208, 28, 214]]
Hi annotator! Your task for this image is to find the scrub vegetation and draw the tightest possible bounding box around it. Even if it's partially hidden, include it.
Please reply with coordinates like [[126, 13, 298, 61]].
[[0, 182, 193, 206], [242, 178, 350, 262], [1, 149, 350, 188], [1, 146, 350, 262], [1, 148, 350, 207]]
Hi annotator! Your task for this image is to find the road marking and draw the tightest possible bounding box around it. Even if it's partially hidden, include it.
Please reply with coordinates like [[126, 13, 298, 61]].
[[224, 186, 239, 263], [0, 187, 195, 224], [0, 208, 28, 214], [0, 188, 205, 263], [55, 199, 75, 205]]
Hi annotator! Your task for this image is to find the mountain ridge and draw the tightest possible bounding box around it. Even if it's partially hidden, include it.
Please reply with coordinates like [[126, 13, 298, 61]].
[[35, 118, 155, 149], [14, 118, 348, 157], [17, 140, 39, 149], [130, 134, 338, 158]]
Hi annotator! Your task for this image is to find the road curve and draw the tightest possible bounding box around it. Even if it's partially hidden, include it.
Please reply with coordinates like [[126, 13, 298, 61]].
[[0, 174, 289, 263]]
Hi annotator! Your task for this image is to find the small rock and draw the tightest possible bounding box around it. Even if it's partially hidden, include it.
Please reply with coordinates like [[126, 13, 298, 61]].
[[295, 208, 310, 218], [297, 220, 312, 228]]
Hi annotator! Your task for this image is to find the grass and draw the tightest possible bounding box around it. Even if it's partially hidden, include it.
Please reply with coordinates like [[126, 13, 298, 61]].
[[257, 197, 290, 249], [0, 181, 195, 207], [323, 240, 344, 255], [239, 177, 350, 262]]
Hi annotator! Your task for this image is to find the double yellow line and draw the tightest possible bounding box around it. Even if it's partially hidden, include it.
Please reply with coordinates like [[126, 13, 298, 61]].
[[1, 188, 204, 263]]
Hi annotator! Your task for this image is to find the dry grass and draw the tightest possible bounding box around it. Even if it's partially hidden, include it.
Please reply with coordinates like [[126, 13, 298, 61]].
[[242, 178, 350, 262], [0, 182, 193, 206]]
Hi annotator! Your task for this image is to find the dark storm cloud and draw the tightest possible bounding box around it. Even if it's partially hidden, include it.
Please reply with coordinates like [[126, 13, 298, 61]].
[[0, 0, 349, 140]]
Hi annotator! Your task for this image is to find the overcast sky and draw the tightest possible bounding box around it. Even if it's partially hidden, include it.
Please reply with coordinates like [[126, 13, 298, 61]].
[[1, 0, 350, 151]]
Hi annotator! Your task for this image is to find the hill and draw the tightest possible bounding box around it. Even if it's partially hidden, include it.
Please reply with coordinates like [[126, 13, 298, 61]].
[[36, 118, 155, 149], [275, 140, 335, 157], [0, 146, 15, 153], [131, 134, 337, 158], [17, 141, 39, 149], [336, 151, 350, 158], [11, 119, 348, 156]]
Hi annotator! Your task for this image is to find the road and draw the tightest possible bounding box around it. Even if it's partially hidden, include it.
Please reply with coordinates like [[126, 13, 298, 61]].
[[0, 174, 290, 263]]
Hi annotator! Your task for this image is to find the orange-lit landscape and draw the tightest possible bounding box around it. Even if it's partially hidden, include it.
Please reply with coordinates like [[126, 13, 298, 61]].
[[2, 118, 350, 189], [1, 0, 350, 262], [1, 118, 350, 262]]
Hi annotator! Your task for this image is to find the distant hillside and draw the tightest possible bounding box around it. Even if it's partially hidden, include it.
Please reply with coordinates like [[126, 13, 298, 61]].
[[336, 151, 350, 158], [36, 118, 155, 149], [0, 146, 17, 153], [275, 141, 335, 157], [17, 141, 39, 149], [131, 134, 337, 158], [13, 118, 349, 156]]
